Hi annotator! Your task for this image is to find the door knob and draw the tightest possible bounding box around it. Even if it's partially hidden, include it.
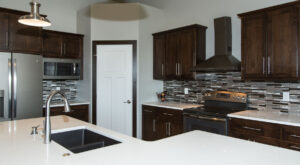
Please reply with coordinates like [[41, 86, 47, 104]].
[[123, 100, 132, 104]]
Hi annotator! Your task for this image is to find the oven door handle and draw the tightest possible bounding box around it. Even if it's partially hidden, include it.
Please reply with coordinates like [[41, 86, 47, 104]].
[[185, 114, 227, 122]]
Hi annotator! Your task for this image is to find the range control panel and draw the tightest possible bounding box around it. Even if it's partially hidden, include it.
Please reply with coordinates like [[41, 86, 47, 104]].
[[203, 91, 247, 104]]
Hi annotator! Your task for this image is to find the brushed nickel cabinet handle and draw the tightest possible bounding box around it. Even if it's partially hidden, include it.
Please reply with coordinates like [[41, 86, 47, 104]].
[[168, 122, 171, 136], [290, 134, 300, 138], [268, 56, 271, 75], [290, 145, 300, 150], [165, 122, 168, 136], [153, 119, 156, 132], [175, 63, 178, 76], [263, 57, 265, 75], [178, 63, 181, 76], [242, 126, 262, 132], [162, 64, 164, 76], [143, 110, 153, 113], [163, 113, 174, 116], [5, 31, 8, 48]]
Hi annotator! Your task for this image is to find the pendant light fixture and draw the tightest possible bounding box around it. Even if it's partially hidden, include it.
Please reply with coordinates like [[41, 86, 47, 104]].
[[18, 0, 51, 27]]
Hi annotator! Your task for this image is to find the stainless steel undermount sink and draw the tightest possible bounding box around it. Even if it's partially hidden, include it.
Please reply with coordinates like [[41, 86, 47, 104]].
[[51, 129, 121, 153]]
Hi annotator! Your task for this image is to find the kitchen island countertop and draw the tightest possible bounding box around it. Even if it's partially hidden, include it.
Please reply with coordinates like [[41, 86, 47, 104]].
[[1, 115, 300, 165]]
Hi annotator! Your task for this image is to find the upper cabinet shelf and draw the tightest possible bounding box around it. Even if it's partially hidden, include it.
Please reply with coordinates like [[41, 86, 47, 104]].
[[239, 1, 300, 81], [153, 24, 207, 80], [42, 30, 83, 59]]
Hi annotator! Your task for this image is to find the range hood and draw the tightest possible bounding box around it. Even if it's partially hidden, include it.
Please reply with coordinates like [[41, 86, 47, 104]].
[[192, 17, 241, 72]]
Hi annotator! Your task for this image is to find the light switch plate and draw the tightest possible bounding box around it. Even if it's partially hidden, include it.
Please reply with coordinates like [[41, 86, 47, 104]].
[[283, 92, 290, 102], [184, 88, 189, 95]]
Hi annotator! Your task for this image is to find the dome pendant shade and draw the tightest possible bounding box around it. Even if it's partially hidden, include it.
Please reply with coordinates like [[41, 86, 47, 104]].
[[18, 2, 51, 27]]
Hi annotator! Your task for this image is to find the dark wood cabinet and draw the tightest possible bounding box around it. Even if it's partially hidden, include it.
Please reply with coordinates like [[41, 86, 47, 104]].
[[165, 31, 179, 79], [9, 13, 42, 54], [229, 117, 300, 151], [42, 31, 63, 58], [0, 12, 9, 51], [43, 30, 83, 59], [0, 9, 43, 54], [239, 1, 300, 81], [153, 24, 207, 80], [153, 34, 166, 79], [43, 104, 89, 122], [267, 6, 298, 79], [241, 13, 266, 79], [142, 105, 183, 141]]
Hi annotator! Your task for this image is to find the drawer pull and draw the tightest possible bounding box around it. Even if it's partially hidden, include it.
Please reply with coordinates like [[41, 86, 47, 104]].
[[144, 110, 153, 113], [153, 119, 156, 132], [243, 126, 262, 132], [290, 134, 300, 138], [290, 145, 300, 151], [163, 113, 174, 116]]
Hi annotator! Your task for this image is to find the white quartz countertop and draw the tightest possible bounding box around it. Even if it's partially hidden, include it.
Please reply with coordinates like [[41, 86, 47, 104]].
[[43, 100, 90, 108], [228, 110, 300, 127], [143, 101, 202, 110], [1, 116, 300, 165]]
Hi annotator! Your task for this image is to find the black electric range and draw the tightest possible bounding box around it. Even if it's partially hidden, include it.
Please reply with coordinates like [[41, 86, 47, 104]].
[[183, 91, 248, 135]]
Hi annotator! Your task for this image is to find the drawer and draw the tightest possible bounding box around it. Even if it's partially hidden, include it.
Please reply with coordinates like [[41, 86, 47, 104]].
[[229, 118, 281, 139], [280, 141, 300, 151], [282, 125, 300, 144], [230, 132, 280, 147]]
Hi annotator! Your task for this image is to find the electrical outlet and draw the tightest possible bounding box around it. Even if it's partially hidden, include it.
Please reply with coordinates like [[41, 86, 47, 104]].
[[283, 92, 290, 102], [56, 87, 61, 91], [184, 88, 189, 95]]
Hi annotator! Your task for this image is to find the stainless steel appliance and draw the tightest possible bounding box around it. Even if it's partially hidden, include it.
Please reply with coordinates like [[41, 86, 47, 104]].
[[43, 58, 81, 80], [0, 52, 43, 122], [183, 91, 248, 135], [191, 17, 241, 72]]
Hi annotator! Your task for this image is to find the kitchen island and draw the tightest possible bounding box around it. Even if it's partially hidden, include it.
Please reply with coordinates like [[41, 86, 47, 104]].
[[1, 116, 300, 165]]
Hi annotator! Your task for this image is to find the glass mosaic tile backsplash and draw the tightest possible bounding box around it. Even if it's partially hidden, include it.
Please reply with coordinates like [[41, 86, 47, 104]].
[[164, 72, 300, 114]]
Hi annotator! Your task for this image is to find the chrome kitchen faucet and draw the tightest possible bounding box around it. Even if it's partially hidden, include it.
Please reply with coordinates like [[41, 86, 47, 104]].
[[44, 91, 71, 144]]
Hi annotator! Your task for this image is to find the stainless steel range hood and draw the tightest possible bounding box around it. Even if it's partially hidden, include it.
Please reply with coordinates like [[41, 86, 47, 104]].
[[192, 17, 241, 72]]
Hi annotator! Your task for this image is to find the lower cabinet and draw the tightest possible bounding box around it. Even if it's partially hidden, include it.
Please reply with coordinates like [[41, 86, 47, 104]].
[[43, 104, 89, 122], [142, 105, 183, 141], [229, 118, 300, 151]]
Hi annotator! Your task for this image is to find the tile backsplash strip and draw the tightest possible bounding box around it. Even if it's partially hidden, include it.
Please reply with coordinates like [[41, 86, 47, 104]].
[[164, 72, 300, 114], [43, 80, 78, 104]]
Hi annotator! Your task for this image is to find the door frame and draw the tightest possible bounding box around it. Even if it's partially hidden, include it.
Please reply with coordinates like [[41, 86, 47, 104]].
[[92, 40, 137, 137]]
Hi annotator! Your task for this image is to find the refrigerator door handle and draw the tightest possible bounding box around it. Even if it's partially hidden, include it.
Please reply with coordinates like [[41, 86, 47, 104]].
[[8, 59, 12, 118], [13, 58, 17, 118]]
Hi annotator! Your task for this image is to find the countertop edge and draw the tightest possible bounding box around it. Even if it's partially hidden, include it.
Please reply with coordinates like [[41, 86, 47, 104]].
[[228, 112, 300, 127]]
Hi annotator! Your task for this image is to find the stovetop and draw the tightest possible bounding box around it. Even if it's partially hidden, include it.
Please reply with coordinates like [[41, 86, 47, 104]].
[[183, 106, 247, 118]]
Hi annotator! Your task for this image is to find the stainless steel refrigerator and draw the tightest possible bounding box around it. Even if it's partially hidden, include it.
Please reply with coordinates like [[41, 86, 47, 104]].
[[0, 52, 43, 122]]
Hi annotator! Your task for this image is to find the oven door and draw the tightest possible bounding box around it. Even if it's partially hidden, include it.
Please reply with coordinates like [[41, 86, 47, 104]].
[[184, 114, 228, 135]]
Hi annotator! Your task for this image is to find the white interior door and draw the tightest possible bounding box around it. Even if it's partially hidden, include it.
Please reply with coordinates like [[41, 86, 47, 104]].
[[97, 45, 133, 136]]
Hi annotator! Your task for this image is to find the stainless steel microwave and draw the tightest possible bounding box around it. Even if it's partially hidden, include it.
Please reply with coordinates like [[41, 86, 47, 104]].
[[43, 58, 81, 80]]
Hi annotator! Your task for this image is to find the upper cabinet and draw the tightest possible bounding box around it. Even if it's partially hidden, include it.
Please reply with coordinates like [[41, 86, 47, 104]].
[[0, 9, 43, 54], [153, 24, 207, 80], [0, 12, 9, 51], [239, 2, 300, 81], [43, 30, 83, 59]]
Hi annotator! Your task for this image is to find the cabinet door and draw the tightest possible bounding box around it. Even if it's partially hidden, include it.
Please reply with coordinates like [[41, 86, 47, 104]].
[[9, 13, 42, 54], [63, 35, 82, 59], [42, 31, 63, 58], [0, 12, 9, 51], [142, 107, 157, 141], [157, 109, 183, 139], [165, 32, 179, 79], [153, 34, 166, 80], [178, 28, 196, 80], [267, 6, 298, 79], [43, 105, 89, 122], [241, 13, 267, 80]]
